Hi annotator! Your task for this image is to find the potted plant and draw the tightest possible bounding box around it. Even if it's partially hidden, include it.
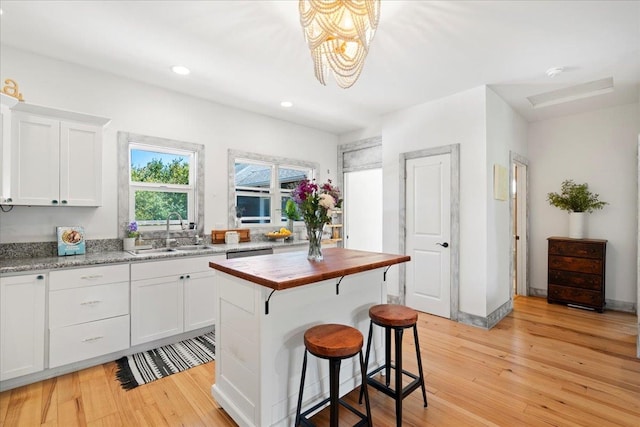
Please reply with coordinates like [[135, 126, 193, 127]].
[[547, 180, 607, 238], [124, 221, 140, 250], [284, 199, 301, 238]]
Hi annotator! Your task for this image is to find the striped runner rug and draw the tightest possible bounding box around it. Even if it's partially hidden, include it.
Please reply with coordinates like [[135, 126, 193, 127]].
[[115, 332, 215, 390]]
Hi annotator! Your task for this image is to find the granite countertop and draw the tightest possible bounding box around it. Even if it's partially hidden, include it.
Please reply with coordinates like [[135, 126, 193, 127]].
[[0, 240, 308, 274], [209, 247, 411, 290]]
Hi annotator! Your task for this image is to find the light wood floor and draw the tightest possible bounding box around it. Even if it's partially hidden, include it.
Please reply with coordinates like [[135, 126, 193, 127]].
[[1, 296, 638, 426]]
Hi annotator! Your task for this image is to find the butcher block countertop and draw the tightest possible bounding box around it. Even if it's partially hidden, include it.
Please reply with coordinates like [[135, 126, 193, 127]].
[[209, 247, 410, 291]]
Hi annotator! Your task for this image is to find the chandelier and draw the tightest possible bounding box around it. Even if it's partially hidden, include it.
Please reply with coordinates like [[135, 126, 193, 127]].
[[299, 0, 380, 89]]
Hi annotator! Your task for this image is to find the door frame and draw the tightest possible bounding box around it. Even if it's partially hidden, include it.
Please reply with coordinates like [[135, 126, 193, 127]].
[[510, 151, 530, 300], [399, 144, 460, 320], [337, 136, 382, 249]]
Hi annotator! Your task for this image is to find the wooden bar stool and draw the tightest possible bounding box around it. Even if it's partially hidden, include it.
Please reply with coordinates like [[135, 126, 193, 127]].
[[358, 304, 427, 427], [295, 324, 373, 427]]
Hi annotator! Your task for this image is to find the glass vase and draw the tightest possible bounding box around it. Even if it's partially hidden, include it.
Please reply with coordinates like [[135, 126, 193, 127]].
[[306, 223, 324, 261]]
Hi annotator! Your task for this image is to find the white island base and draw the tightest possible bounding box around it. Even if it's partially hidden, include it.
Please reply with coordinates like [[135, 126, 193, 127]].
[[212, 269, 387, 427]]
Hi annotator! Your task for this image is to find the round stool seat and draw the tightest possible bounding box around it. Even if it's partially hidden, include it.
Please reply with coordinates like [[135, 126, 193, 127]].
[[369, 304, 418, 328], [304, 324, 363, 359]]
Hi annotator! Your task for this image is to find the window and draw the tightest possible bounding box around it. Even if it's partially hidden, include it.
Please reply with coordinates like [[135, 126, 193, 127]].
[[118, 132, 204, 238], [229, 150, 317, 227], [129, 144, 194, 225]]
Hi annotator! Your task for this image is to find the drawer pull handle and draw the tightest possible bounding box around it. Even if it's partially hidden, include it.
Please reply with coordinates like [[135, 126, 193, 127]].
[[80, 275, 103, 280], [80, 300, 102, 306], [81, 336, 104, 343]]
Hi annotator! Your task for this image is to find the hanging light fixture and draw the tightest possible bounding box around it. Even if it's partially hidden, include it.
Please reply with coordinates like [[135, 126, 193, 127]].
[[299, 0, 380, 89]]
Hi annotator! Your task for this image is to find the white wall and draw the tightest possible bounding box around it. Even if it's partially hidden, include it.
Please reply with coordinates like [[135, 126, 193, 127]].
[[529, 103, 639, 306], [382, 86, 489, 317], [485, 88, 528, 313], [0, 46, 339, 243]]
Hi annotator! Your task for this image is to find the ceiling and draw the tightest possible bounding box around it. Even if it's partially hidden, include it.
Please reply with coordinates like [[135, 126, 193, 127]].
[[1, 1, 638, 135]]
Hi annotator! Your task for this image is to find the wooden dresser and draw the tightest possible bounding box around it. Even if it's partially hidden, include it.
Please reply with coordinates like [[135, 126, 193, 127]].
[[547, 237, 607, 312]]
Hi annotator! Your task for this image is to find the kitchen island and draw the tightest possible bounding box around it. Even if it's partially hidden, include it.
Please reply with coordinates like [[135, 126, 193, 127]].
[[208, 247, 410, 427]]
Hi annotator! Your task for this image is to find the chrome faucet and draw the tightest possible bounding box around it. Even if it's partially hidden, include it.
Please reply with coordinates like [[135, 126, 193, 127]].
[[166, 212, 185, 248]]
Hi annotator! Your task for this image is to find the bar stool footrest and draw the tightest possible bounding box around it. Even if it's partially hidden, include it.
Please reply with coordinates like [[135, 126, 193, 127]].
[[365, 364, 423, 400], [298, 397, 370, 427]]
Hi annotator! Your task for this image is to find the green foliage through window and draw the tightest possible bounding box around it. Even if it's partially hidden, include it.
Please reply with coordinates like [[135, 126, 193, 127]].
[[134, 191, 188, 221]]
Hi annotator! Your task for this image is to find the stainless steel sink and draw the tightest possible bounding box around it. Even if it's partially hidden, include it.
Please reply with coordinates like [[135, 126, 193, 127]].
[[174, 245, 214, 251], [126, 247, 176, 255]]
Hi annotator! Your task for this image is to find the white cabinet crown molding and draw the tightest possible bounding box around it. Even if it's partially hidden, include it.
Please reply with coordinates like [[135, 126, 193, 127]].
[[12, 102, 110, 127]]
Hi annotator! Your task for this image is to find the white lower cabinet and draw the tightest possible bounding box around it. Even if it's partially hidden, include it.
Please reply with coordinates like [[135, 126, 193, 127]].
[[131, 255, 221, 346], [0, 273, 46, 381], [49, 264, 130, 368]]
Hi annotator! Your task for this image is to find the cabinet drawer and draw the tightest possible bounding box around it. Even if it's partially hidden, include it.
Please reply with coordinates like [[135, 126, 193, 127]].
[[548, 240, 604, 259], [548, 285, 603, 308], [50, 264, 129, 291], [49, 315, 129, 368], [548, 255, 602, 275], [548, 270, 602, 291], [49, 281, 129, 328]]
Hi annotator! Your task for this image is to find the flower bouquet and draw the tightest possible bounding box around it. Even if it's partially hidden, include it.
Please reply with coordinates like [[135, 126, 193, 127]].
[[292, 178, 340, 261]]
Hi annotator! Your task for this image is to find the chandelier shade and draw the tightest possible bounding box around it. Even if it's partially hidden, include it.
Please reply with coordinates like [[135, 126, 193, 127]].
[[299, 0, 380, 88]]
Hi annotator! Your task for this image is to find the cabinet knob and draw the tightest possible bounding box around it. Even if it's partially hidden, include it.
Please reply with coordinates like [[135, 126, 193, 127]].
[[61, 200, 68, 204], [180, 275, 184, 279], [5, 198, 12, 203], [36, 275, 44, 280], [52, 200, 58, 204], [186, 275, 190, 279]]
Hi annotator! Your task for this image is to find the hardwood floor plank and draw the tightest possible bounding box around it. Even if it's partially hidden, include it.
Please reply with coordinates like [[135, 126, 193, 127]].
[[78, 374, 119, 423], [3, 382, 42, 427], [0, 296, 637, 426]]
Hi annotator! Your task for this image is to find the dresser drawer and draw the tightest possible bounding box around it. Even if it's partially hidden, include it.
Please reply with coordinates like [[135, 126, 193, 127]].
[[50, 264, 129, 291], [548, 255, 603, 275], [49, 315, 129, 368], [548, 284, 603, 308], [50, 281, 129, 329], [548, 269, 602, 291], [548, 240, 604, 259]]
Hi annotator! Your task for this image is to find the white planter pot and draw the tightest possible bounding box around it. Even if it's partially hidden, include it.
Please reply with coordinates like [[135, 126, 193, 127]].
[[123, 237, 136, 250], [568, 212, 586, 239]]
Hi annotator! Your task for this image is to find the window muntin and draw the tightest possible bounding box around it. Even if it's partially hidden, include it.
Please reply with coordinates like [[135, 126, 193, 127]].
[[233, 157, 313, 226]]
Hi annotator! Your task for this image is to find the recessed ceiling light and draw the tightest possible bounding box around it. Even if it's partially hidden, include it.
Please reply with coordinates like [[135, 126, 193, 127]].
[[171, 65, 190, 76], [546, 67, 564, 78], [527, 77, 614, 109], [280, 101, 293, 108]]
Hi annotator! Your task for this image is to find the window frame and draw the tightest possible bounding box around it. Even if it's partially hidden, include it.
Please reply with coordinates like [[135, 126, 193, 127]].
[[118, 132, 205, 239], [228, 150, 318, 229], [129, 142, 196, 227]]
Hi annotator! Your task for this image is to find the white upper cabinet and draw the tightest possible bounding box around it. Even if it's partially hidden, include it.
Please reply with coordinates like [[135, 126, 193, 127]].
[[2, 102, 110, 206]]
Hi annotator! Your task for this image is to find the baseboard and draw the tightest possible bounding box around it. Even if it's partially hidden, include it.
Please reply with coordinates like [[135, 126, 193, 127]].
[[528, 287, 636, 314], [457, 299, 512, 330]]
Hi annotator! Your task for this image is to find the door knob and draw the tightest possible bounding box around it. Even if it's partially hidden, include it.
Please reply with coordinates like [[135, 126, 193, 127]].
[[436, 242, 449, 248]]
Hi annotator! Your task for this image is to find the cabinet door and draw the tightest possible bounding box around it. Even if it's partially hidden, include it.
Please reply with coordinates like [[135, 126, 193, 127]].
[[59, 122, 102, 206], [10, 113, 60, 205], [184, 270, 216, 331], [131, 276, 184, 346], [0, 274, 46, 381]]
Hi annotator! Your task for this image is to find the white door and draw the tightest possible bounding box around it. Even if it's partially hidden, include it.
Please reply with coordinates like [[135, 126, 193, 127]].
[[406, 154, 451, 318], [344, 168, 383, 252]]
